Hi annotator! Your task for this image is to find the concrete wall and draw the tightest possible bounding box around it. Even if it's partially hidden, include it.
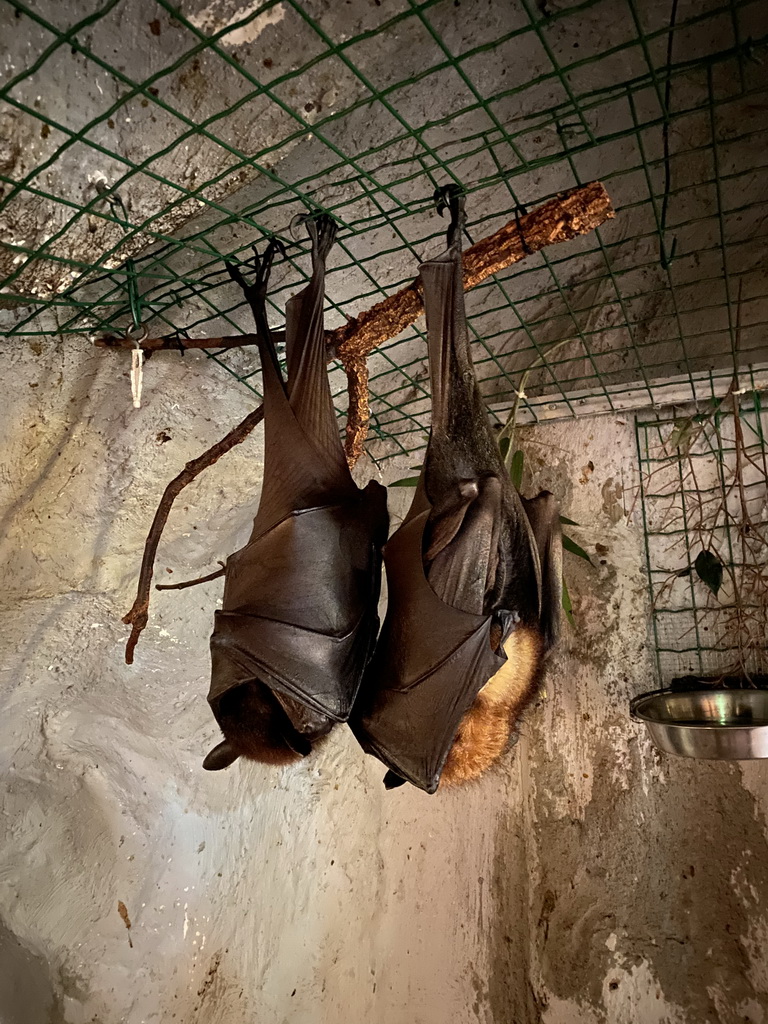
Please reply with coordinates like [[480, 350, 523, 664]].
[[1, 339, 767, 1023]]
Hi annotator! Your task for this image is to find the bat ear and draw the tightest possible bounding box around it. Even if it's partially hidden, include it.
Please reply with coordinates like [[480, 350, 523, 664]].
[[384, 770, 407, 790], [283, 731, 312, 758], [202, 740, 240, 771]]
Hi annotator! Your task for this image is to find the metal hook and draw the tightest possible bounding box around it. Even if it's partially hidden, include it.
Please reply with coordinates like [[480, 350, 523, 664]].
[[127, 323, 148, 348]]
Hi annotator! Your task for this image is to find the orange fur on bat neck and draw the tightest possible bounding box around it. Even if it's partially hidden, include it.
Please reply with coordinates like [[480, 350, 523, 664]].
[[440, 626, 543, 787]]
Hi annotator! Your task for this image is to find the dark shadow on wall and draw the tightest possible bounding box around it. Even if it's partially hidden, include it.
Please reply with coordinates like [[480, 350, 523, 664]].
[[529, 735, 768, 1020], [0, 918, 63, 1024]]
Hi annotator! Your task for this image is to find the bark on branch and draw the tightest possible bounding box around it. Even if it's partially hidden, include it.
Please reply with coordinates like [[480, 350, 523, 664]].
[[333, 180, 613, 364], [120, 181, 614, 662]]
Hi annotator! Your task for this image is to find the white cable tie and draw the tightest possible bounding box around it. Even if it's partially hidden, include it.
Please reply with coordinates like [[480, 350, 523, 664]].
[[131, 347, 144, 408], [128, 324, 148, 410]]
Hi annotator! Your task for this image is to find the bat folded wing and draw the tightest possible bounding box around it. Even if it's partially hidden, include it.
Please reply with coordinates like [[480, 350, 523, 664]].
[[209, 486, 387, 726], [210, 605, 376, 722], [350, 511, 515, 793]]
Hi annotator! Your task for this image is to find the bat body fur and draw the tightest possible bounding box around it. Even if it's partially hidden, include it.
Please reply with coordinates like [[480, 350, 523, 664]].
[[440, 626, 543, 786]]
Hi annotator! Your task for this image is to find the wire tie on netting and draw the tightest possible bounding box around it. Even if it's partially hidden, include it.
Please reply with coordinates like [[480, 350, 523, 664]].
[[743, 37, 762, 65], [170, 331, 188, 357], [128, 324, 148, 409], [659, 235, 678, 269], [123, 257, 148, 409], [556, 122, 588, 137]]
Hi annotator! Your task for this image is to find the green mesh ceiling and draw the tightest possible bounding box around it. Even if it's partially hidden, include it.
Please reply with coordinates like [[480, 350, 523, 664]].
[[1, 0, 767, 462]]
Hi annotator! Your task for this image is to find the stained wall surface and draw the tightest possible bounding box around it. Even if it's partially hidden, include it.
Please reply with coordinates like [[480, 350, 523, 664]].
[[1, 339, 767, 1023]]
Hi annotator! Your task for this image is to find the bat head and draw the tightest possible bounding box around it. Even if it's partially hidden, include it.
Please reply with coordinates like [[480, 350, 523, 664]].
[[204, 681, 331, 771]]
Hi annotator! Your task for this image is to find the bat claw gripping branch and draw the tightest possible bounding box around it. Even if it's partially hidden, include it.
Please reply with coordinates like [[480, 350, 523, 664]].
[[304, 212, 338, 263], [433, 184, 466, 247]]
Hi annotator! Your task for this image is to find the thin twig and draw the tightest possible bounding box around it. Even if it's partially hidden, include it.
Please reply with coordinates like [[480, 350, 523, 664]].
[[156, 563, 226, 591]]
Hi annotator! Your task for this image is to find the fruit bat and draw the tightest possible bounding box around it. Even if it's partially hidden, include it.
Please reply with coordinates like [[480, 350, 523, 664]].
[[203, 216, 389, 771], [351, 187, 562, 794]]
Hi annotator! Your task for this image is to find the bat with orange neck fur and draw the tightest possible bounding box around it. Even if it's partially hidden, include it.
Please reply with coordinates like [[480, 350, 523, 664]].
[[351, 188, 562, 793]]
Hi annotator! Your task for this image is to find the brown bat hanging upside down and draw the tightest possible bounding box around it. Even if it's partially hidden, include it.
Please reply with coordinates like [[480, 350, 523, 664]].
[[203, 217, 388, 771], [351, 187, 563, 793]]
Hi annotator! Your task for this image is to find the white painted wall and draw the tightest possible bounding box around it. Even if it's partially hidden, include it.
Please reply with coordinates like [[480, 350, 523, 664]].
[[1, 339, 767, 1022]]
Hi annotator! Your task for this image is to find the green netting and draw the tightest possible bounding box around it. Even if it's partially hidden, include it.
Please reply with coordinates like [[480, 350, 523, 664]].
[[1, 0, 767, 465]]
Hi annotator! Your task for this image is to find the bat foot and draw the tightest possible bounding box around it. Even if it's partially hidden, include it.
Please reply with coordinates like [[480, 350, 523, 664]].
[[250, 237, 285, 297], [291, 211, 338, 260], [433, 185, 466, 246], [433, 183, 464, 216]]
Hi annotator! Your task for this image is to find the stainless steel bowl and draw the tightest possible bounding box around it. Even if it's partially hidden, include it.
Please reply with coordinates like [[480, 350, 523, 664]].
[[630, 688, 768, 759]]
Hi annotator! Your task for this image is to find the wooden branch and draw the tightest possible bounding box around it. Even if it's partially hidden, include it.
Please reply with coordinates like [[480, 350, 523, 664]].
[[341, 354, 370, 466], [121, 181, 614, 661], [334, 180, 613, 362], [95, 332, 269, 352], [122, 406, 263, 663]]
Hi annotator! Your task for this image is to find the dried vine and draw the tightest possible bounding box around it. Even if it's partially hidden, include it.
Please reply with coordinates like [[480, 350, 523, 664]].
[[643, 288, 768, 682]]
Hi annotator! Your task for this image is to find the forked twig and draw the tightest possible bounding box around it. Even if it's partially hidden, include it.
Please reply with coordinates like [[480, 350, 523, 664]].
[[121, 405, 264, 663]]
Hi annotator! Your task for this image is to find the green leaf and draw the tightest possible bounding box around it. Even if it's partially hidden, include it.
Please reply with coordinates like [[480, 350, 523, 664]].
[[498, 436, 511, 460], [562, 534, 593, 564], [510, 449, 524, 490], [559, 515, 579, 527], [666, 416, 696, 455], [389, 476, 420, 488], [694, 549, 723, 596], [562, 578, 575, 626]]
